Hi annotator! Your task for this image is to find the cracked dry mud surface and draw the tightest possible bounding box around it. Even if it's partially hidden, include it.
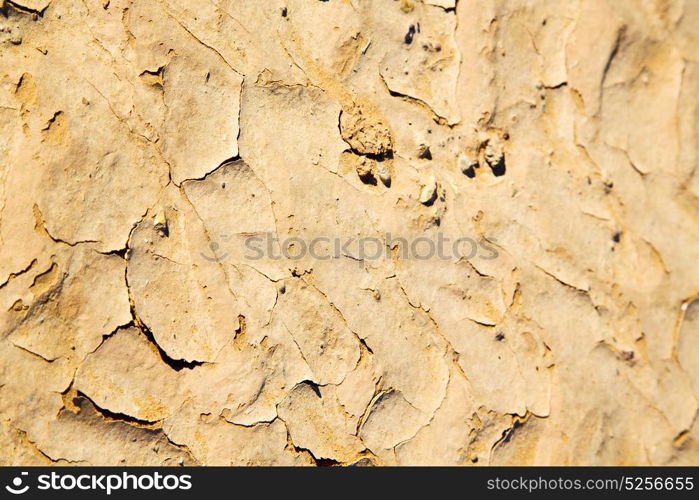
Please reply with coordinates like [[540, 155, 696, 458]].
[[1, 0, 698, 466]]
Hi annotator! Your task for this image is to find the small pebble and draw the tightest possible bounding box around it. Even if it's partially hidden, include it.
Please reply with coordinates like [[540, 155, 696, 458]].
[[375, 162, 391, 187], [355, 156, 374, 178], [457, 152, 477, 174], [417, 143, 432, 160], [400, 0, 415, 13], [484, 139, 504, 169]]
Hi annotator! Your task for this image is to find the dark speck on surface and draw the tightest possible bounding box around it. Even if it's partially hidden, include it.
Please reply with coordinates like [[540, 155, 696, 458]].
[[405, 24, 416, 44]]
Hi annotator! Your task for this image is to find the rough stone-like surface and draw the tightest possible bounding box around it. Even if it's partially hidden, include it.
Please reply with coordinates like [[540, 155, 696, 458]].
[[1, 0, 698, 465]]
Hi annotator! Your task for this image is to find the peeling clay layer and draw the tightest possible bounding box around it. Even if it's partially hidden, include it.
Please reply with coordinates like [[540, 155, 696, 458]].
[[1, 0, 699, 466]]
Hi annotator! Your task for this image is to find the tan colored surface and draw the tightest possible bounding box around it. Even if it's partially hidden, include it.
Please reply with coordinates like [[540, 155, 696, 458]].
[[1, 0, 698, 465]]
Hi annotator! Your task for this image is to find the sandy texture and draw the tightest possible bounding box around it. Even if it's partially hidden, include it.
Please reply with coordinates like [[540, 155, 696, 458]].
[[1, 0, 698, 465]]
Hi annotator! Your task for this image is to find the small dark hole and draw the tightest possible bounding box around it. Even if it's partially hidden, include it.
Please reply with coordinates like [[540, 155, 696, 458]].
[[491, 157, 506, 177], [358, 171, 378, 186], [303, 380, 322, 398], [404, 24, 416, 44], [422, 191, 437, 207], [315, 458, 340, 467]]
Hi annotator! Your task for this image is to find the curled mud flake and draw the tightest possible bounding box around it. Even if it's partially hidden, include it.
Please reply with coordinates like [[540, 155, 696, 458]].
[[153, 209, 169, 237], [419, 177, 438, 206], [483, 138, 506, 177], [458, 152, 477, 178], [139, 67, 164, 87]]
